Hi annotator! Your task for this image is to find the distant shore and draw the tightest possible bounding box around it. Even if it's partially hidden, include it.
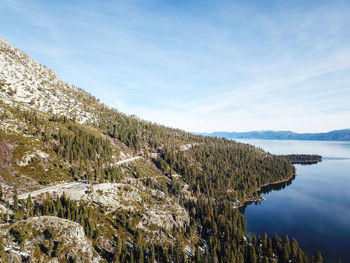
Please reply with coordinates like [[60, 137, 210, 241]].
[[278, 154, 322, 164], [199, 129, 350, 141]]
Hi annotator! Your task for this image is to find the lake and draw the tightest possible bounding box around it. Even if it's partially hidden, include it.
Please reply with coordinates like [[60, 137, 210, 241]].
[[238, 139, 350, 263]]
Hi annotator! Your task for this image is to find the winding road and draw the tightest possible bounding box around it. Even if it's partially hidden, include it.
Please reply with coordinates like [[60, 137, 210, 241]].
[[15, 156, 143, 201]]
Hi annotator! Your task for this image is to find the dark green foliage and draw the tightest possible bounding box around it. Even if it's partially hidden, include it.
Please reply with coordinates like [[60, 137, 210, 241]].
[[13, 188, 18, 211], [312, 251, 323, 263], [9, 227, 22, 244], [0, 237, 7, 261], [32, 193, 98, 239], [159, 141, 295, 200], [54, 125, 112, 164], [279, 154, 322, 164]]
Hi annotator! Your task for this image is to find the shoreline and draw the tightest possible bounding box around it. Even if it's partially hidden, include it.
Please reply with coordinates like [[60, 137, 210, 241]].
[[289, 160, 321, 164], [256, 173, 295, 191], [233, 173, 296, 209]]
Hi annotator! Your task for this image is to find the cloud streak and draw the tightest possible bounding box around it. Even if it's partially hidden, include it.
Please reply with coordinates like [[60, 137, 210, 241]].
[[1, 0, 349, 132]]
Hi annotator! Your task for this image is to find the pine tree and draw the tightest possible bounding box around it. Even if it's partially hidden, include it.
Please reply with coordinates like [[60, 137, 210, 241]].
[[195, 246, 202, 262], [252, 235, 257, 247], [298, 250, 305, 263], [26, 194, 33, 216], [249, 246, 257, 263], [0, 182, 3, 200], [113, 124, 118, 138], [149, 244, 155, 263], [291, 238, 299, 261], [92, 228, 100, 240], [312, 251, 323, 263], [33, 243, 42, 261], [130, 251, 135, 263], [282, 234, 291, 262], [113, 236, 122, 262], [0, 237, 7, 261], [13, 188, 19, 211], [262, 232, 268, 253]]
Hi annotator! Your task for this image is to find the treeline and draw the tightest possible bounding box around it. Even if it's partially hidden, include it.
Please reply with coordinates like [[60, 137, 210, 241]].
[[94, 104, 202, 152]]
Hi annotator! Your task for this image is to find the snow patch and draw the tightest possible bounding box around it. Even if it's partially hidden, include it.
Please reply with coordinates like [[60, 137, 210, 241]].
[[36, 150, 49, 159], [17, 153, 35, 166]]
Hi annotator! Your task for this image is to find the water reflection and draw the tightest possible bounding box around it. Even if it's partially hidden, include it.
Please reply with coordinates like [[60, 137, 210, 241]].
[[239, 176, 295, 213], [240, 140, 350, 263], [259, 176, 295, 195]]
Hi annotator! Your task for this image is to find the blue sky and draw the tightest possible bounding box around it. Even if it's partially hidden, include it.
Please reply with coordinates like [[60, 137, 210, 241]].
[[1, 0, 350, 132]]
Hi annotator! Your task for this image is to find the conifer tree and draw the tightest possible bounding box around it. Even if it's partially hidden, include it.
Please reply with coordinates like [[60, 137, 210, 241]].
[[298, 250, 305, 263], [283, 234, 291, 262], [33, 243, 42, 261], [0, 237, 7, 260], [262, 232, 268, 253], [0, 182, 3, 200], [13, 188, 18, 211], [249, 246, 257, 263], [291, 237, 299, 261], [26, 194, 33, 216], [312, 251, 323, 263]]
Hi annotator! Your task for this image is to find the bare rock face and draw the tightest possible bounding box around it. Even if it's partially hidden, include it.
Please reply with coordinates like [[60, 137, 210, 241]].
[[1, 216, 99, 263], [15, 181, 190, 233], [0, 139, 14, 167], [0, 37, 97, 124], [58, 182, 190, 231], [140, 201, 189, 230]]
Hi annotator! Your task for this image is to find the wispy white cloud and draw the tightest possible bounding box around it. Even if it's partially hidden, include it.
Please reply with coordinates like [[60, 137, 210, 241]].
[[1, 0, 349, 132]]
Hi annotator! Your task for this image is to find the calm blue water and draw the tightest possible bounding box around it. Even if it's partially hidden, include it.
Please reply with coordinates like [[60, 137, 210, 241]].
[[238, 139, 350, 263]]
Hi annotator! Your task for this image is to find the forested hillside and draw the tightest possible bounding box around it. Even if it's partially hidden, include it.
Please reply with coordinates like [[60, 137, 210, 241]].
[[0, 38, 328, 262]]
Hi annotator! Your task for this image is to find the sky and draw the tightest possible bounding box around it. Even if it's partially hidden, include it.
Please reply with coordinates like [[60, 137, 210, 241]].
[[1, 0, 350, 133]]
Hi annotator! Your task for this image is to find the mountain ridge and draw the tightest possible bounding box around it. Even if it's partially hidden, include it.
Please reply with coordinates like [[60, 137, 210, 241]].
[[199, 128, 350, 141]]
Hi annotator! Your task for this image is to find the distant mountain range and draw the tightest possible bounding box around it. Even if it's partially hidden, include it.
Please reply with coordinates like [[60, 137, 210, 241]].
[[199, 129, 350, 141]]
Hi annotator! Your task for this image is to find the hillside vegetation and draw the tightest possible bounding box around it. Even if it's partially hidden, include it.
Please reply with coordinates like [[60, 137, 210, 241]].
[[0, 38, 327, 262]]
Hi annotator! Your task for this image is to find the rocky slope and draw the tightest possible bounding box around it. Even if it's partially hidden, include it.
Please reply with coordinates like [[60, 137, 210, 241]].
[[0, 37, 193, 262], [0, 37, 97, 124], [1, 216, 99, 263]]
